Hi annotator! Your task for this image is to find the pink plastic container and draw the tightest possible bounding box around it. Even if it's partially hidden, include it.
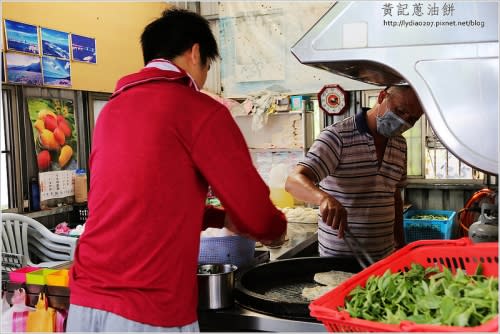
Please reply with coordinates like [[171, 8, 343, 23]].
[[8, 266, 40, 283]]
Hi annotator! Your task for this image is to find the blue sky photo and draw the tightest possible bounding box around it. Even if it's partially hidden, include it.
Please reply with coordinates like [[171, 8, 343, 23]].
[[6, 53, 42, 85], [42, 56, 71, 87], [71, 34, 96, 63], [41, 27, 70, 59], [5, 19, 39, 55]]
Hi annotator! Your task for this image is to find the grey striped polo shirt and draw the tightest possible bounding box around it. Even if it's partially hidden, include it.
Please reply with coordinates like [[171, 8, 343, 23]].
[[298, 109, 407, 260]]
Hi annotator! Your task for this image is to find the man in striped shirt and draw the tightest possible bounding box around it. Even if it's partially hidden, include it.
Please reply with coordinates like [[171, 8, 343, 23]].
[[286, 86, 424, 261]]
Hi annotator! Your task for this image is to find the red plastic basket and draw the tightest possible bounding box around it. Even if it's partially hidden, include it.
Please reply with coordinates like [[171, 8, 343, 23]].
[[310, 238, 498, 332]]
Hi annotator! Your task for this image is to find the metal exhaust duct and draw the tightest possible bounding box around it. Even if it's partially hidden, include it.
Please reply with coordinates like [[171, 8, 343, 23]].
[[291, 1, 498, 174]]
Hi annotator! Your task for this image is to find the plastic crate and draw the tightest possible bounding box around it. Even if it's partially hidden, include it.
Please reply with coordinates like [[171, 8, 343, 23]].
[[46, 269, 69, 287], [70, 203, 88, 227], [403, 209, 456, 243], [310, 238, 498, 332], [26, 268, 59, 285], [8, 266, 40, 283]]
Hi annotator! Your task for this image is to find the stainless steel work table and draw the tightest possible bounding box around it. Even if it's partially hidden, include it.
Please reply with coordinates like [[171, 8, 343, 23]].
[[198, 222, 326, 332], [198, 304, 326, 332]]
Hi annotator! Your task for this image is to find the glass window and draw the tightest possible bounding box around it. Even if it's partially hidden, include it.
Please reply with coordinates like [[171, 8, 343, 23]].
[[92, 100, 108, 125], [1, 92, 8, 209], [1, 89, 14, 209], [404, 118, 423, 177], [423, 121, 483, 180], [362, 89, 485, 181], [88, 92, 111, 135], [312, 99, 321, 139]]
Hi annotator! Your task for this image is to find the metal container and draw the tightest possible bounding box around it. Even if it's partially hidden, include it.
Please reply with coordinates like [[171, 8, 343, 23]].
[[197, 264, 237, 310]]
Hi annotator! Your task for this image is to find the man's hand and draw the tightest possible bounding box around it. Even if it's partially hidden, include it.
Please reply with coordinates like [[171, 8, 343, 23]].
[[285, 165, 348, 238], [319, 195, 348, 238]]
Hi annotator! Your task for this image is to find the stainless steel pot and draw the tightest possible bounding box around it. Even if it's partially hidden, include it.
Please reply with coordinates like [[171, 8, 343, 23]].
[[197, 264, 237, 310]]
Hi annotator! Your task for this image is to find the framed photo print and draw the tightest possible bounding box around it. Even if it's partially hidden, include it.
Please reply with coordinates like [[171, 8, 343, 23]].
[[41, 27, 70, 60], [42, 56, 71, 87], [5, 52, 42, 86], [71, 34, 96, 63], [4, 19, 39, 55]]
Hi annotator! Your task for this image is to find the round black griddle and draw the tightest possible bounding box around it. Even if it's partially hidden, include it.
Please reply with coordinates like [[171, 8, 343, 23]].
[[234, 256, 362, 321]]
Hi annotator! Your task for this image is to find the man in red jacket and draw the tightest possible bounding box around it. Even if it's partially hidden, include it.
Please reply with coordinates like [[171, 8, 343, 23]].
[[67, 8, 287, 332]]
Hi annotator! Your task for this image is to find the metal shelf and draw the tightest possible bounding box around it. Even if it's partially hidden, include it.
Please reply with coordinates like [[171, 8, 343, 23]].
[[23, 204, 73, 219]]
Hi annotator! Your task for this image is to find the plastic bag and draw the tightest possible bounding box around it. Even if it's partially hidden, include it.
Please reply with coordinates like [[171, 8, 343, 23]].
[[1, 288, 35, 333], [53, 309, 67, 332], [12, 310, 29, 332], [26, 293, 55, 332], [54, 222, 71, 235]]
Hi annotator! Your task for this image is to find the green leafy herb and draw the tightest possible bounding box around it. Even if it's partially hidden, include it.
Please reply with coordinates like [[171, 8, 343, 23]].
[[339, 263, 498, 327], [409, 214, 448, 220]]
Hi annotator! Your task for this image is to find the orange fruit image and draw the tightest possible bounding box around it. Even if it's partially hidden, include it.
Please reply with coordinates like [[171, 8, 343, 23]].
[[43, 114, 58, 132], [56, 115, 72, 138], [58, 145, 73, 168], [38, 109, 57, 120], [40, 129, 60, 151], [37, 150, 51, 171], [53, 127, 66, 146], [34, 119, 45, 133]]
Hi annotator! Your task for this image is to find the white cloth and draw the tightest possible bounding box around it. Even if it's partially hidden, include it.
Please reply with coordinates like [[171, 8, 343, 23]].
[[145, 58, 200, 91]]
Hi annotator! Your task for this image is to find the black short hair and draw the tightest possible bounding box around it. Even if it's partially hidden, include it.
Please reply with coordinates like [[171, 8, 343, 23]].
[[140, 8, 219, 65]]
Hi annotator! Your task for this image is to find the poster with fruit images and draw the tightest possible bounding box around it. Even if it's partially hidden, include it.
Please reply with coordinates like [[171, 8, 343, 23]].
[[28, 97, 77, 206], [28, 97, 77, 172]]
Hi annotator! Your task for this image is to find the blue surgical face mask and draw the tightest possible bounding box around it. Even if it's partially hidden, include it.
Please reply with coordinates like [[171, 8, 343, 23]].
[[376, 110, 412, 137]]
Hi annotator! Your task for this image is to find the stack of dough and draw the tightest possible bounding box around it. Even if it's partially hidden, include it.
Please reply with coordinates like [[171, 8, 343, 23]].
[[281, 206, 319, 224], [302, 270, 354, 301], [201, 227, 236, 237]]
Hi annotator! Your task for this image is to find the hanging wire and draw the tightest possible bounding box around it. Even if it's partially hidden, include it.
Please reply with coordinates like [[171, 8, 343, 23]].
[[457, 188, 496, 237]]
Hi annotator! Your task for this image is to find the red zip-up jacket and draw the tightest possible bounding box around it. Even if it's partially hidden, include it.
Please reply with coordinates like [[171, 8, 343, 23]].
[[69, 63, 286, 327]]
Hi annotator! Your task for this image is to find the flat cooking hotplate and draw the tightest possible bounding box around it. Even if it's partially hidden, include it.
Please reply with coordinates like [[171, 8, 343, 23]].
[[234, 256, 362, 321]]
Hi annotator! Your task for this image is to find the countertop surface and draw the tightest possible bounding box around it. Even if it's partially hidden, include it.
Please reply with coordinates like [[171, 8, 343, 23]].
[[261, 222, 319, 261]]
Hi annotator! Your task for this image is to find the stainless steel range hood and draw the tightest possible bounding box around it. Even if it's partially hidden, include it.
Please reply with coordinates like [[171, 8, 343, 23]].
[[291, 1, 498, 175]]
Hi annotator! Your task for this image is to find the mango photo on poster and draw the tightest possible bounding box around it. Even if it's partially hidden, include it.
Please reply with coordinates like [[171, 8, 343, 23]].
[[27, 97, 78, 171]]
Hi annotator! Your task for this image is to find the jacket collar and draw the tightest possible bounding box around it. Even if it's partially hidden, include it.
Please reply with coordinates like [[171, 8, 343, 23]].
[[111, 59, 198, 99]]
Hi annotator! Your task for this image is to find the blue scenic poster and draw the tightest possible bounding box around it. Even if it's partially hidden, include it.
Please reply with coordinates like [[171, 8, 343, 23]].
[[42, 56, 71, 87], [41, 27, 70, 60], [5, 52, 42, 85], [71, 34, 96, 63], [4, 19, 40, 55]]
